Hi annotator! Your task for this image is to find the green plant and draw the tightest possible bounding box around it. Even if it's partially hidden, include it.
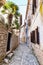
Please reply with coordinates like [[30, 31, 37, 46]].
[[1, 1, 20, 28], [12, 19, 20, 29], [2, 2, 19, 14], [5, 23, 9, 29], [15, 19, 20, 29]]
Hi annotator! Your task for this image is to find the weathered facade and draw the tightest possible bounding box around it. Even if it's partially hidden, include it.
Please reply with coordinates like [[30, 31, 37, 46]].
[[6, 28, 19, 53], [0, 0, 19, 62], [10, 30, 19, 51], [0, 15, 19, 62], [25, 0, 43, 50], [0, 16, 8, 62]]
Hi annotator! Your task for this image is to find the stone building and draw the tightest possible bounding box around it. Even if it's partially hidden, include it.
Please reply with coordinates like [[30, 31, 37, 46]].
[[25, 0, 43, 50], [0, 0, 19, 62], [0, 15, 19, 62], [0, 15, 8, 62]]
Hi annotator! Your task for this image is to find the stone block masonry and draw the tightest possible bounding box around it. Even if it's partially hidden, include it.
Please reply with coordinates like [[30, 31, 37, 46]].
[[0, 22, 8, 62]]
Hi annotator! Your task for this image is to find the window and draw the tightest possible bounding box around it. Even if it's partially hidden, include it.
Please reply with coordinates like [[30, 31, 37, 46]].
[[32, 0, 37, 14]]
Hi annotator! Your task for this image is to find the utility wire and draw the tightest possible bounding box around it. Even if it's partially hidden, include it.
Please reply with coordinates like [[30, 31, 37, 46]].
[[31, 4, 40, 28]]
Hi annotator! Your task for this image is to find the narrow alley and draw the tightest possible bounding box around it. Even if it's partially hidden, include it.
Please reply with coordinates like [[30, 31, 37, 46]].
[[1, 43, 39, 65], [0, 0, 43, 65]]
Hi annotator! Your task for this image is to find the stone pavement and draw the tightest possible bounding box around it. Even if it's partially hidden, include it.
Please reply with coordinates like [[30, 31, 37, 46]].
[[2, 43, 39, 65], [32, 43, 43, 65]]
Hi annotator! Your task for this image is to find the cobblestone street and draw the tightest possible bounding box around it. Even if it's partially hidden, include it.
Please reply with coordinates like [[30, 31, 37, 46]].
[[1, 43, 39, 65], [0, 0, 43, 65]]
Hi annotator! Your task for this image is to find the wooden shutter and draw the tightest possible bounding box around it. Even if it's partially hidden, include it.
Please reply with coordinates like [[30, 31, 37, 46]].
[[31, 30, 35, 43], [32, 0, 37, 14], [36, 27, 40, 44]]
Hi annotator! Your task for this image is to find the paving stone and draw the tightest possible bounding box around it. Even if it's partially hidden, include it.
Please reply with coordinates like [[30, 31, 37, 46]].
[[2, 43, 39, 65], [7, 52, 14, 59]]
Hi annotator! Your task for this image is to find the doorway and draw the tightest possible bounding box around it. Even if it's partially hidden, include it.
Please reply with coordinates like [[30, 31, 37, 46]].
[[7, 32, 12, 52]]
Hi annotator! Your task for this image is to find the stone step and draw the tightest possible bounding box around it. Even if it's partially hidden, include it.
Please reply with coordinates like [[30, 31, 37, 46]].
[[7, 52, 14, 59], [3, 58, 9, 64]]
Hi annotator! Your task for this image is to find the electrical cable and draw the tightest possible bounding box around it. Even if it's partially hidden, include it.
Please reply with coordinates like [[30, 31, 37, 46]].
[[31, 4, 40, 28], [31, 10, 39, 27]]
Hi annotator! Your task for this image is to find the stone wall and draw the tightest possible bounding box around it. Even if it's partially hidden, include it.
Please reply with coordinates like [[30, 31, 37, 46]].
[[0, 22, 19, 62], [10, 33, 19, 51], [0, 23, 8, 62], [10, 29, 19, 51]]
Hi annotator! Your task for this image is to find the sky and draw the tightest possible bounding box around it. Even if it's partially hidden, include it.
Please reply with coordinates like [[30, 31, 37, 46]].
[[7, 0, 27, 24]]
